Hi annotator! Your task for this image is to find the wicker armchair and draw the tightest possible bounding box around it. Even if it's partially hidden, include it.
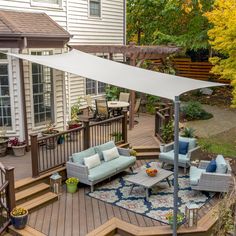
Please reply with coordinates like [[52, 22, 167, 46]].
[[190, 160, 232, 192]]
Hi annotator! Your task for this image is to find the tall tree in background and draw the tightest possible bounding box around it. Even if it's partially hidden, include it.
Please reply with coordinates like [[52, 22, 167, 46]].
[[205, 0, 236, 107], [127, 0, 214, 51]]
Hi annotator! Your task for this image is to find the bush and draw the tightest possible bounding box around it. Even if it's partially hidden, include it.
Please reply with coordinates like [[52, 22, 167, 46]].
[[181, 127, 195, 138], [161, 120, 174, 143], [146, 95, 160, 114], [181, 101, 213, 121]]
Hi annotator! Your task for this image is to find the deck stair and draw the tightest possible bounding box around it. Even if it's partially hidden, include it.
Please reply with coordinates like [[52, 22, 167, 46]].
[[14, 167, 65, 213], [8, 225, 46, 236], [132, 146, 159, 159]]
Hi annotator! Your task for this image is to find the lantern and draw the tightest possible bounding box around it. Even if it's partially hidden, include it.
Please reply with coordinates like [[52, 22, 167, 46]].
[[50, 172, 62, 195], [185, 201, 199, 227]]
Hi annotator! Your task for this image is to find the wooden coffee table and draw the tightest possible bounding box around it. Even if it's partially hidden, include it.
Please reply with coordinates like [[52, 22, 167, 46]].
[[126, 163, 173, 201]]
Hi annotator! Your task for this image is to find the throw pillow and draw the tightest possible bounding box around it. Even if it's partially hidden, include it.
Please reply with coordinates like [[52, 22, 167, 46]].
[[206, 160, 217, 173], [215, 155, 227, 173], [84, 153, 101, 169], [94, 141, 116, 160], [72, 147, 96, 164], [102, 147, 119, 162], [179, 141, 189, 155]]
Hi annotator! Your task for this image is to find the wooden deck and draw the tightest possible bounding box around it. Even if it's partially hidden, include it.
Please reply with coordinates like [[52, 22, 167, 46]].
[[27, 160, 219, 236]]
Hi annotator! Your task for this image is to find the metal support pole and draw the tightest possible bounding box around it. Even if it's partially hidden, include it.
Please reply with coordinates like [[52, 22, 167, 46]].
[[173, 96, 180, 236]]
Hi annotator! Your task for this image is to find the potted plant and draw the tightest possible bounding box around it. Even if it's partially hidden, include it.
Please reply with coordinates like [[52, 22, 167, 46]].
[[10, 207, 28, 229], [110, 132, 122, 143], [129, 149, 137, 157], [9, 138, 26, 157], [65, 177, 79, 193], [42, 122, 59, 149], [165, 211, 185, 229], [0, 126, 8, 157]]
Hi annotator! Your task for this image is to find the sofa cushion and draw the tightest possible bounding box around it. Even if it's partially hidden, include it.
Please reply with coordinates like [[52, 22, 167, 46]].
[[206, 160, 217, 173], [159, 150, 189, 164], [95, 141, 116, 160], [103, 147, 119, 162], [88, 161, 117, 182], [72, 147, 96, 164], [179, 137, 196, 151], [109, 155, 136, 171], [190, 166, 205, 185], [216, 155, 227, 174], [84, 154, 101, 170], [179, 141, 189, 155]]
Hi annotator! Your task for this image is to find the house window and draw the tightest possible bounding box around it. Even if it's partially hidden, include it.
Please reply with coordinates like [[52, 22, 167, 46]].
[[0, 52, 12, 128], [31, 51, 54, 126], [89, 0, 101, 17], [86, 79, 106, 95]]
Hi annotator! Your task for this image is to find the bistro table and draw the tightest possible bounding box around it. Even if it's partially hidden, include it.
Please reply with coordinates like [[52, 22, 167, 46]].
[[107, 101, 129, 116]]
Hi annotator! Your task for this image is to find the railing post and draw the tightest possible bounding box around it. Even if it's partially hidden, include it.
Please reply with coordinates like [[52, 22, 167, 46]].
[[155, 107, 158, 137], [5, 166, 16, 211], [83, 120, 90, 149], [122, 111, 128, 143], [30, 134, 39, 178]]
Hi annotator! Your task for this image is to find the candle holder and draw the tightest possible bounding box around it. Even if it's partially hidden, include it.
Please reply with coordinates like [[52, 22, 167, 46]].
[[50, 172, 62, 195], [185, 201, 199, 227]]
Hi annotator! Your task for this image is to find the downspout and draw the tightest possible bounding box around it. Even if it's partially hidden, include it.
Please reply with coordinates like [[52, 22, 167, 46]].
[[19, 37, 29, 151]]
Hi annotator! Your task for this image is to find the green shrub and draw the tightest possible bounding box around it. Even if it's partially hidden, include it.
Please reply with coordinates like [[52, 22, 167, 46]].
[[146, 95, 160, 114], [105, 86, 121, 101], [181, 101, 213, 121], [181, 127, 195, 138], [161, 120, 174, 143]]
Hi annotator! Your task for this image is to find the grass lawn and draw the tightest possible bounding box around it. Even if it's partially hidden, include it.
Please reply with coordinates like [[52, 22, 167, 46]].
[[198, 127, 236, 158]]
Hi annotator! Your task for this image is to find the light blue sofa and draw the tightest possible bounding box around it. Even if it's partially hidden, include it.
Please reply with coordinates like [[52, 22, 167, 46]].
[[159, 137, 200, 173], [66, 141, 136, 192]]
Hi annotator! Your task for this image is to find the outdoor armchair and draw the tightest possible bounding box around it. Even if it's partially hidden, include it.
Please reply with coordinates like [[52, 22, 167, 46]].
[[119, 92, 130, 103], [159, 137, 200, 173], [190, 160, 232, 192]]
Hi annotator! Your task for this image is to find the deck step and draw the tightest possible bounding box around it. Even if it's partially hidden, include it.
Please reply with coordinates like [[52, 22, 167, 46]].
[[132, 146, 159, 152], [117, 142, 130, 148], [15, 166, 66, 190], [17, 192, 58, 213], [15, 183, 50, 203], [8, 225, 46, 236], [136, 152, 159, 159]]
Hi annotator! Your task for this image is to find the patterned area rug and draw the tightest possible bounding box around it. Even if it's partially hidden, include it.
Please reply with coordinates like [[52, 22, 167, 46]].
[[88, 162, 215, 224]]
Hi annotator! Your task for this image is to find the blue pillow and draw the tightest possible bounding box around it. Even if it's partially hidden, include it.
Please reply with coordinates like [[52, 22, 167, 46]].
[[179, 141, 189, 155], [206, 160, 217, 173]]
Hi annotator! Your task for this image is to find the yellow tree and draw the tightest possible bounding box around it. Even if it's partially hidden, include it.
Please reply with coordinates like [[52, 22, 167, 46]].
[[205, 0, 236, 107]]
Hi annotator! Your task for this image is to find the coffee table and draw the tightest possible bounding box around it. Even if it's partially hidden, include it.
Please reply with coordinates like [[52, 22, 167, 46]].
[[126, 163, 173, 201]]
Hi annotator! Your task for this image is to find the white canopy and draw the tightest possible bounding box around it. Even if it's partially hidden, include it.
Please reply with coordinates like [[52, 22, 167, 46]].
[[7, 49, 223, 100]]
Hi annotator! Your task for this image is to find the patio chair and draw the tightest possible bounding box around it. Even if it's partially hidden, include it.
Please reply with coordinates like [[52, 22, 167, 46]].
[[159, 137, 200, 173], [189, 158, 232, 192], [119, 92, 130, 102], [84, 95, 96, 113], [95, 99, 111, 120]]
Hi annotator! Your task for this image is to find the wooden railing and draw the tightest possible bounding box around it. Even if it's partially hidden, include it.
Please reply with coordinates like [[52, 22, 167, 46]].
[[155, 104, 173, 143], [0, 163, 15, 234], [30, 112, 128, 177]]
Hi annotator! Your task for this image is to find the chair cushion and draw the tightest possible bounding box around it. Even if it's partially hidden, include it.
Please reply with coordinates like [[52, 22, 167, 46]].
[[108, 155, 136, 171], [95, 141, 116, 160], [206, 160, 217, 173], [179, 137, 196, 151], [190, 166, 205, 185], [159, 150, 189, 164], [103, 147, 119, 162], [88, 161, 117, 182], [215, 155, 227, 174], [179, 141, 189, 155], [72, 147, 96, 164], [84, 153, 101, 170]]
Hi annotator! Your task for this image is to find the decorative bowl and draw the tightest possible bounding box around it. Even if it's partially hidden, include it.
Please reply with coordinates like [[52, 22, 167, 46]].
[[146, 168, 158, 177]]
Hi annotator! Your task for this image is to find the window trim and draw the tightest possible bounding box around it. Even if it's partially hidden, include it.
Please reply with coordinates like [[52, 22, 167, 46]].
[[30, 49, 56, 130], [88, 0, 102, 19], [0, 49, 15, 132], [31, 0, 62, 9]]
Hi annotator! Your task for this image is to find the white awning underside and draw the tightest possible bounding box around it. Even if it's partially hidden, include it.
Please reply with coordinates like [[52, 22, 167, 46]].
[[7, 49, 224, 100]]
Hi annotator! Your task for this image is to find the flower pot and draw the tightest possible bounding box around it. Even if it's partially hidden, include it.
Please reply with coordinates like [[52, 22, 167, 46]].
[[0, 138, 8, 157], [42, 130, 59, 149], [12, 145, 26, 157], [10, 211, 28, 229], [66, 183, 78, 193]]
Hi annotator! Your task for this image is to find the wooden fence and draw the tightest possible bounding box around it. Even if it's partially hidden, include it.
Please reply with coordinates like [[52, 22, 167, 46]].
[[151, 58, 230, 84], [30, 112, 128, 177], [155, 104, 173, 143], [0, 163, 15, 234]]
